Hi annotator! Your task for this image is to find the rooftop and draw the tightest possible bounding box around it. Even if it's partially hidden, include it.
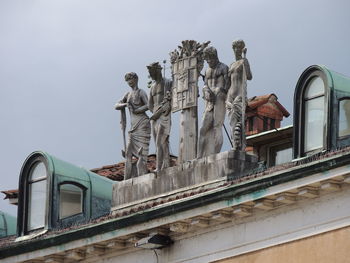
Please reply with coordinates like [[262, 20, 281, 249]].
[[1, 145, 350, 260]]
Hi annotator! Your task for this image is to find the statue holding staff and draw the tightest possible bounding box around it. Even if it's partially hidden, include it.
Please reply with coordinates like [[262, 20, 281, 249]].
[[226, 39, 252, 150], [147, 62, 172, 171], [115, 72, 151, 179]]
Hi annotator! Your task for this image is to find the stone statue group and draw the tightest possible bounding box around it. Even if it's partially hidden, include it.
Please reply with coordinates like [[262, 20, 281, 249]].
[[115, 40, 252, 180]]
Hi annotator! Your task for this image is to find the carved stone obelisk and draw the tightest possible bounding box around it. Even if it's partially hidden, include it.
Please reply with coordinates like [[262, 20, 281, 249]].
[[170, 40, 210, 163]]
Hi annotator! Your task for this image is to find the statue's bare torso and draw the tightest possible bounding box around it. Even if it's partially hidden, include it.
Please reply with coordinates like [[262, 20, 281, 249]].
[[198, 61, 229, 158]]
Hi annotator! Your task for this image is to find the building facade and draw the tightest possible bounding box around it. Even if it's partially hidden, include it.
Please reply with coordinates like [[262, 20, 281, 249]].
[[1, 65, 350, 263]]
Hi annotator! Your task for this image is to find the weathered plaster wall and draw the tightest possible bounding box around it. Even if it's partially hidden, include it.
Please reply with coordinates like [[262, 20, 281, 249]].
[[84, 186, 350, 263], [214, 225, 350, 263]]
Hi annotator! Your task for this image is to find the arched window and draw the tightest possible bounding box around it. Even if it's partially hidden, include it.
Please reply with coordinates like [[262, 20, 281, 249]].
[[27, 162, 47, 231], [59, 184, 83, 219], [303, 76, 325, 154]]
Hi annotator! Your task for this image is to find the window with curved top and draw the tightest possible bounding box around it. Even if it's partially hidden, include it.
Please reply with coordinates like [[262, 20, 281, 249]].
[[27, 161, 47, 231], [303, 76, 325, 154], [59, 184, 83, 219]]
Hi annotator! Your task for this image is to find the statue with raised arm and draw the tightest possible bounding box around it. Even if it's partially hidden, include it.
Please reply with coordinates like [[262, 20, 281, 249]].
[[115, 72, 151, 179], [198, 46, 229, 158], [226, 39, 252, 150], [147, 62, 172, 171]]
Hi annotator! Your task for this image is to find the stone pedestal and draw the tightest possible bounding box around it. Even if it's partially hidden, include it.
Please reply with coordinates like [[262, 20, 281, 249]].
[[111, 150, 258, 210]]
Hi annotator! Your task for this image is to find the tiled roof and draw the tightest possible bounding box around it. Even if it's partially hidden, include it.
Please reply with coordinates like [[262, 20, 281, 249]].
[[90, 154, 178, 181], [1, 190, 18, 200], [248, 94, 290, 117]]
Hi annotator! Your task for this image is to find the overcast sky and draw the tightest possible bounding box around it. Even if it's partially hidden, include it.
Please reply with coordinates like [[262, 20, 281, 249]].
[[1, 0, 349, 216]]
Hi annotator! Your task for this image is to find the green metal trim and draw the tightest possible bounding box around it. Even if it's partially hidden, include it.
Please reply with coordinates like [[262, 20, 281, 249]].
[[326, 68, 350, 93], [316, 65, 350, 93], [89, 170, 114, 200], [300, 64, 350, 93], [0, 211, 16, 238], [34, 151, 115, 201]]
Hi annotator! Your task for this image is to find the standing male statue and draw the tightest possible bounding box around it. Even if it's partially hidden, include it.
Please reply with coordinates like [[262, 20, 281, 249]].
[[226, 39, 252, 150], [114, 72, 151, 179], [147, 62, 172, 171], [198, 46, 230, 158]]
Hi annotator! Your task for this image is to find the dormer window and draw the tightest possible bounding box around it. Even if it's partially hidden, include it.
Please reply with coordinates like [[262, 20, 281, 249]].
[[27, 162, 47, 231], [294, 67, 328, 158], [17, 151, 114, 238], [294, 65, 350, 158]]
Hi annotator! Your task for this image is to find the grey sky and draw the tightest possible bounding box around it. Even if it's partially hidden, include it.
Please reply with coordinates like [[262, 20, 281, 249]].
[[1, 0, 349, 216]]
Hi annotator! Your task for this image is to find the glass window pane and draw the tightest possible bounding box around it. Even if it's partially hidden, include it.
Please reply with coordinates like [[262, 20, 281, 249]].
[[305, 77, 324, 99], [29, 162, 47, 181], [28, 179, 46, 230], [275, 147, 292, 165], [304, 96, 324, 152], [339, 99, 350, 137], [59, 184, 83, 219]]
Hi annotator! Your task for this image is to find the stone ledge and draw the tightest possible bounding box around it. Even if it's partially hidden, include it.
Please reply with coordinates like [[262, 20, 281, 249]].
[[111, 150, 258, 209]]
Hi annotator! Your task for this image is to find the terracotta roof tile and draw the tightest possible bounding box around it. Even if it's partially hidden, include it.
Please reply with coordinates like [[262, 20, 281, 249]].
[[90, 154, 177, 181], [1, 190, 18, 200], [247, 94, 290, 117]]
